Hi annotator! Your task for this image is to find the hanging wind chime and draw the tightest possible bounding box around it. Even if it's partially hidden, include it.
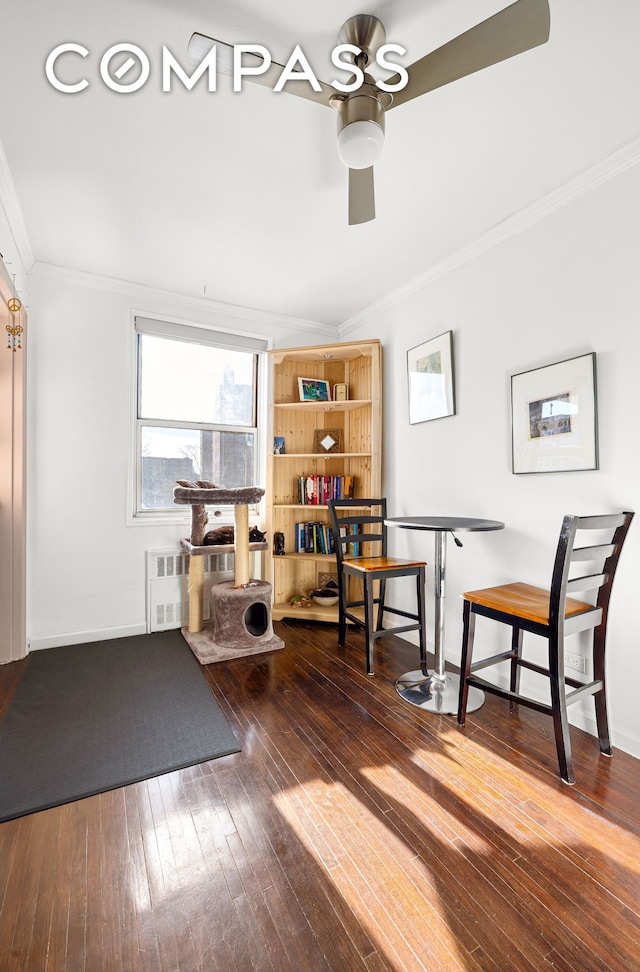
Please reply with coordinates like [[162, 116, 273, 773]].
[[6, 275, 23, 351]]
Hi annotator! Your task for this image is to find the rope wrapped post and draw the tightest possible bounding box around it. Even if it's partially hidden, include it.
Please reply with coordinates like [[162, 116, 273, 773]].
[[188, 558, 205, 632], [234, 503, 250, 587], [188, 503, 208, 633]]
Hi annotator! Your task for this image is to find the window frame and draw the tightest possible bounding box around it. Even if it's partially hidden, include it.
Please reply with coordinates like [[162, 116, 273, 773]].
[[130, 314, 268, 524]]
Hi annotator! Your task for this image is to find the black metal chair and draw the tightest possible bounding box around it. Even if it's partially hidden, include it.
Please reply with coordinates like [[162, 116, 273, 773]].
[[328, 498, 427, 676], [457, 511, 634, 783]]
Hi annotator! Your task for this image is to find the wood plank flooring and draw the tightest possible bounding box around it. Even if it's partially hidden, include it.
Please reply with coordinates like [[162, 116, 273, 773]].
[[1, 619, 640, 971]]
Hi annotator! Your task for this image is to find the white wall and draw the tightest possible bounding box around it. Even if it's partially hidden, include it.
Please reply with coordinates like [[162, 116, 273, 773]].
[[25, 267, 336, 650], [342, 161, 640, 759]]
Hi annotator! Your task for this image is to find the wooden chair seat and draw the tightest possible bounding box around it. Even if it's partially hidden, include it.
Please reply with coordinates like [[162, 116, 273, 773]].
[[463, 582, 594, 624], [457, 511, 634, 784], [344, 556, 427, 573]]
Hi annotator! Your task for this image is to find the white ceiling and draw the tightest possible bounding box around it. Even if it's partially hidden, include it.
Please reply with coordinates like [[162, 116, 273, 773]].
[[1, 0, 639, 327]]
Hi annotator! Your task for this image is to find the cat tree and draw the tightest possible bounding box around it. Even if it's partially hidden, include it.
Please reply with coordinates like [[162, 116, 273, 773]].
[[174, 482, 283, 664]]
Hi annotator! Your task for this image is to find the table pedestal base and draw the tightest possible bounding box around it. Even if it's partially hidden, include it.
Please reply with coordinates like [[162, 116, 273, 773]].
[[386, 517, 503, 718], [395, 670, 484, 715]]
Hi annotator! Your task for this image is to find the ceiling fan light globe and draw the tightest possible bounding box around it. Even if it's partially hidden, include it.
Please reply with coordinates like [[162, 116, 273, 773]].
[[337, 120, 384, 169]]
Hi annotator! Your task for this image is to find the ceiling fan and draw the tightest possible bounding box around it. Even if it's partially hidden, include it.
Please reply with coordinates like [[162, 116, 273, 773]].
[[187, 0, 550, 225]]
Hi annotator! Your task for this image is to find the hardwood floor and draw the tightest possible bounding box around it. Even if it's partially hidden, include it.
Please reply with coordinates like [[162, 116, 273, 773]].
[[1, 620, 640, 971]]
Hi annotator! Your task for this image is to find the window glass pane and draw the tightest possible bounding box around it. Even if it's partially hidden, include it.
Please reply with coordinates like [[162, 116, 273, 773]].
[[140, 426, 256, 510], [139, 335, 255, 426]]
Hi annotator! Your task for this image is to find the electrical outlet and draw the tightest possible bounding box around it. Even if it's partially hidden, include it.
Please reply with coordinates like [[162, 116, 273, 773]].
[[564, 651, 586, 674]]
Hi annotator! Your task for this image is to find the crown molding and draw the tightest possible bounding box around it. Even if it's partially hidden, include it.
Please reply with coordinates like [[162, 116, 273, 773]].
[[0, 140, 35, 274], [30, 261, 338, 338], [0, 136, 333, 336], [339, 132, 640, 335]]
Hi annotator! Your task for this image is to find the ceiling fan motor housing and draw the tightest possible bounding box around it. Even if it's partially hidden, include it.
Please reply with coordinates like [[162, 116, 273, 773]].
[[334, 84, 386, 136]]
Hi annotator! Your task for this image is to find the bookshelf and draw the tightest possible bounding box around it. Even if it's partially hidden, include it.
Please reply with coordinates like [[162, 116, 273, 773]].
[[266, 339, 382, 622]]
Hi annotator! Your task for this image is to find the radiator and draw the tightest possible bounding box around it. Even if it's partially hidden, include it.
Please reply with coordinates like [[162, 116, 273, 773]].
[[145, 548, 234, 633]]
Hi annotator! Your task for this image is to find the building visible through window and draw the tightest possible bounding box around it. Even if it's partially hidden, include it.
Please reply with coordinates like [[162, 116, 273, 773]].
[[135, 319, 265, 514]]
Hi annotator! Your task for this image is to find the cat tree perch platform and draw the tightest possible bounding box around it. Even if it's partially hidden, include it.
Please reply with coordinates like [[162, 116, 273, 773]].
[[174, 483, 283, 665]]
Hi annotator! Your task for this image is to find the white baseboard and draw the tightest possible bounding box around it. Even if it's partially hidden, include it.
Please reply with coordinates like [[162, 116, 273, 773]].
[[568, 708, 640, 762], [28, 623, 148, 652]]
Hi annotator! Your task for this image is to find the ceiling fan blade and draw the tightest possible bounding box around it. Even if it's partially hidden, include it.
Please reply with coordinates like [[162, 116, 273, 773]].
[[348, 167, 375, 225], [387, 0, 550, 110], [188, 33, 335, 107]]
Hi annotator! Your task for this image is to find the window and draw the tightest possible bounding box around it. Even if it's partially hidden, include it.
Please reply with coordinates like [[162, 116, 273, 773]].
[[134, 317, 267, 516]]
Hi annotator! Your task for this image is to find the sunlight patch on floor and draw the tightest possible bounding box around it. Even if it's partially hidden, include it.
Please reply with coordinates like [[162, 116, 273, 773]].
[[273, 778, 470, 970]]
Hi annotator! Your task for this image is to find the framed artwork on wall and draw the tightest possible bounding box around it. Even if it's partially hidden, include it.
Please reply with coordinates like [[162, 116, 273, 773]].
[[407, 330, 455, 424], [511, 352, 598, 474]]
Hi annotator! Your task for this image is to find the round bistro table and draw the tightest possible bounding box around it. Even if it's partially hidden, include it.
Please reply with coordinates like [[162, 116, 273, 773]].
[[385, 516, 505, 715]]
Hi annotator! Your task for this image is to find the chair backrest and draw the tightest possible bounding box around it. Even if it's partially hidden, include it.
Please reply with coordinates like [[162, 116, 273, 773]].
[[549, 511, 634, 631], [327, 498, 388, 566]]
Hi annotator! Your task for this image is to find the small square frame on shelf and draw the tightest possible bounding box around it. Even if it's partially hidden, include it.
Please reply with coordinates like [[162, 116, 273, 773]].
[[511, 352, 598, 474], [313, 429, 343, 454], [333, 383, 349, 401], [298, 377, 330, 402], [318, 571, 339, 589]]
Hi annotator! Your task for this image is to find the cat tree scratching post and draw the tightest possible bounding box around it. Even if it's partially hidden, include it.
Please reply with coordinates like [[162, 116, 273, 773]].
[[173, 483, 283, 664], [233, 502, 250, 587], [187, 501, 208, 633]]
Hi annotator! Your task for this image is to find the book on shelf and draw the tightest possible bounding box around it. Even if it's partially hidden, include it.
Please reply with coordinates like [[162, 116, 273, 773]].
[[294, 521, 335, 555], [296, 475, 355, 505], [338, 524, 361, 557]]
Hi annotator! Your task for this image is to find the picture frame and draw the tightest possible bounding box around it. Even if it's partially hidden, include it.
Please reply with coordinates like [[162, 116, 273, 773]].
[[298, 377, 330, 402], [333, 383, 349, 402], [511, 352, 598, 474], [313, 428, 343, 454], [318, 571, 339, 590], [407, 330, 455, 424], [273, 436, 285, 455]]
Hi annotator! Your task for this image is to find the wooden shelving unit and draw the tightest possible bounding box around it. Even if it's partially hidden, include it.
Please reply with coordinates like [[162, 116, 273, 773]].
[[266, 339, 382, 622]]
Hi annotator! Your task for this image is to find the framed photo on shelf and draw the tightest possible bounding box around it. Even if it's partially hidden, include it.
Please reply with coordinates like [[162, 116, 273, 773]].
[[273, 436, 285, 455], [333, 383, 349, 401], [511, 352, 598, 474], [318, 571, 339, 590], [313, 428, 343, 454], [407, 330, 455, 424], [298, 377, 330, 402]]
